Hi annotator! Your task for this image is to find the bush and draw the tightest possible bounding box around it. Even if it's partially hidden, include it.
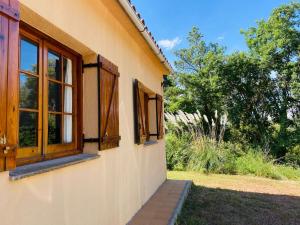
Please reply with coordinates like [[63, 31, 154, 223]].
[[187, 138, 223, 173], [235, 151, 280, 179], [235, 151, 300, 180], [166, 133, 192, 170], [165, 110, 300, 180], [285, 145, 300, 167]]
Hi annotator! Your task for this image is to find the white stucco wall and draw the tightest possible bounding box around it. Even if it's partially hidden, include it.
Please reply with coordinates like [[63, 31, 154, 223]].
[[0, 0, 168, 225]]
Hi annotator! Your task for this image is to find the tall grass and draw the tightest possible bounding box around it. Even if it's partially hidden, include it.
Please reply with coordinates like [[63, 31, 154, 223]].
[[165, 110, 300, 180]]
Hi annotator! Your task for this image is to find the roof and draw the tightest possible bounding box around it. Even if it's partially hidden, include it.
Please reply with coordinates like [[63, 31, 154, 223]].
[[118, 0, 173, 73]]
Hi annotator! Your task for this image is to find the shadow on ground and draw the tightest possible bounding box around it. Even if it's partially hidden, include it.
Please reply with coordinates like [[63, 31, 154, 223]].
[[176, 183, 300, 225]]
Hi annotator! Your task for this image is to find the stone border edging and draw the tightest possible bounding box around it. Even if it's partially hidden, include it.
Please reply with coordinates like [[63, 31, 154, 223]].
[[168, 180, 193, 225]]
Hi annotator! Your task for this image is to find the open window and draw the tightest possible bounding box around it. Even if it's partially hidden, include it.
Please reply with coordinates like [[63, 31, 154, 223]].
[[133, 79, 164, 145]]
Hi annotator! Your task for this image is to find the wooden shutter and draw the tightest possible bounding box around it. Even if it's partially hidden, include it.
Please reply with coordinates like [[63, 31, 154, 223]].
[[133, 79, 148, 145], [99, 56, 120, 150], [0, 0, 19, 171], [156, 94, 164, 139]]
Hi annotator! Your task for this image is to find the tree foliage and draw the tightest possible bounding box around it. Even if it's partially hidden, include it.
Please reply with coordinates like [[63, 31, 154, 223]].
[[165, 2, 300, 159], [242, 2, 300, 156], [165, 27, 226, 121]]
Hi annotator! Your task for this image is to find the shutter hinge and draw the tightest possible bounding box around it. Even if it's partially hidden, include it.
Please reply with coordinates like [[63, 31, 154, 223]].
[[82, 60, 102, 73]]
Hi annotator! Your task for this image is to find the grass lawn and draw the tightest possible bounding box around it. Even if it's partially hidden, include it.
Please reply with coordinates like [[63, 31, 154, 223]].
[[168, 171, 300, 225]]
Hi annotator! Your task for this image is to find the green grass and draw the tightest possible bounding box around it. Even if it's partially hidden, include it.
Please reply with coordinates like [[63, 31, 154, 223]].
[[234, 151, 300, 180], [168, 171, 300, 225]]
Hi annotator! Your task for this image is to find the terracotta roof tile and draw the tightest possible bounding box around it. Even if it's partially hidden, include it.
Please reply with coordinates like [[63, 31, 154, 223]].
[[125, 0, 172, 71]]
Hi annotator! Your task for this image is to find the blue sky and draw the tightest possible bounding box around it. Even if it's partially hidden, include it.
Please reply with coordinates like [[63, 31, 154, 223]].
[[131, 0, 295, 64]]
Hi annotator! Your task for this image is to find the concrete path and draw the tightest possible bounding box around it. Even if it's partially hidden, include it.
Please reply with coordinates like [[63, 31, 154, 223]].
[[128, 180, 192, 225]]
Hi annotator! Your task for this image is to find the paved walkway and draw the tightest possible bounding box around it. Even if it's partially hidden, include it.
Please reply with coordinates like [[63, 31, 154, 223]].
[[128, 180, 192, 225]]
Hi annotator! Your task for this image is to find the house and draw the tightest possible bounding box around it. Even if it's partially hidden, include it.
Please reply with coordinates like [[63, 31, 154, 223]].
[[0, 0, 172, 224]]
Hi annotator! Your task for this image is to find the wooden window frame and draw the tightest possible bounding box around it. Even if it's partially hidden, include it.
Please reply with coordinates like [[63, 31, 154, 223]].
[[134, 79, 164, 145], [17, 23, 83, 166]]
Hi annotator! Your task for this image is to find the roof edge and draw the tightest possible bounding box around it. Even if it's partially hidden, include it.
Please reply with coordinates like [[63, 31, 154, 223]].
[[117, 0, 173, 73]]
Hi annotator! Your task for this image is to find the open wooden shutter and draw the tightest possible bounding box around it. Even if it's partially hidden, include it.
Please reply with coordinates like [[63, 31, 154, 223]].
[[99, 56, 120, 150], [156, 94, 164, 140], [133, 79, 147, 144], [0, 0, 19, 171]]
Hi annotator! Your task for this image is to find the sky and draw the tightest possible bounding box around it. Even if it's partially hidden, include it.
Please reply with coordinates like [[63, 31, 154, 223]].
[[131, 0, 295, 65]]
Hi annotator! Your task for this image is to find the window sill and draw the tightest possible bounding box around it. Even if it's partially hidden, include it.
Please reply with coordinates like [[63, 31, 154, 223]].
[[9, 153, 100, 181], [144, 140, 158, 146]]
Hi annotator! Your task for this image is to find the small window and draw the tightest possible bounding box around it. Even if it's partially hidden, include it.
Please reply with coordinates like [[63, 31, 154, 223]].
[[133, 79, 164, 145]]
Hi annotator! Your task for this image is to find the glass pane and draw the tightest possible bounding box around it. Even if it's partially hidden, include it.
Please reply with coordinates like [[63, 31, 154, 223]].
[[64, 86, 72, 113], [48, 114, 61, 145], [63, 58, 72, 85], [64, 115, 72, 143], [48, 51, 61, 81], [20, 39, 38, 74], [19, 74, 38, 109], [48, 82, 62, 112], [19, 112, 38, 147]]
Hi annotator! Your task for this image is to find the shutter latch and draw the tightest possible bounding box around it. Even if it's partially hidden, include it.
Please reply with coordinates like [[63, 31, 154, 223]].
[[0, 134, 7, 145]]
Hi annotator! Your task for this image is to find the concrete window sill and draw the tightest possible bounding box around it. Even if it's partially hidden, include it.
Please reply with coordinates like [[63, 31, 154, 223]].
[[9, 153, 100, 181], [144, 140, 158, 146]]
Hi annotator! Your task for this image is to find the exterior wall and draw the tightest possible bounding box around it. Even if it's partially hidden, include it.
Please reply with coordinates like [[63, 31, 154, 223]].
[[0, 1, 168, 225]]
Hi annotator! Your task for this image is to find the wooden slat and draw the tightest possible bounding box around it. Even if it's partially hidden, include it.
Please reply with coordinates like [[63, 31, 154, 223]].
[[133, 80, 149, 144], [156, 94, 164, 139], [0, 0, 19, 171], [99, 57, 120, 150], [0, 1, 20, 21]]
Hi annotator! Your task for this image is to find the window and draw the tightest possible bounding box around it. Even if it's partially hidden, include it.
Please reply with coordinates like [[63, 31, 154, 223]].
[[17, 27, 82, 166], [133, 79, 164, 145]]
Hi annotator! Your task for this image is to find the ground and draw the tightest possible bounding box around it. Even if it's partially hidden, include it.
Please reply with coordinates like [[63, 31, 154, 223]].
[[168, 171, 300, 225]]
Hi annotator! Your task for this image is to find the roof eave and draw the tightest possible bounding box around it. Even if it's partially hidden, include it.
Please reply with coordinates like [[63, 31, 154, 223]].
[[117, 0, 173, 74]]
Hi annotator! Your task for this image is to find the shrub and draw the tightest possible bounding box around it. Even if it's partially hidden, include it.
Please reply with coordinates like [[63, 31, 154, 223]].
[[235, 151, 300, 180], [166, 133, 192, 170], [235, 151, 281, 179], [165, 110, 300, 180], [187, 138, 223, 173], [285, 145, 300, 167]]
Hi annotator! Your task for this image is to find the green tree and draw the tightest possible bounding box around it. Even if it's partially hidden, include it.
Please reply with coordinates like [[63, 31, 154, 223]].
[[242, 2, 300, 156], [223, 53, 276, 147], [165, 27, 226, 120]]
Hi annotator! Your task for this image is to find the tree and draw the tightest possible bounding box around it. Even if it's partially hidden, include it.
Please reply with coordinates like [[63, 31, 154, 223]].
[[165, 27, 226, 121], [242, 2, 300, 156], [223, 53, 276, 148]]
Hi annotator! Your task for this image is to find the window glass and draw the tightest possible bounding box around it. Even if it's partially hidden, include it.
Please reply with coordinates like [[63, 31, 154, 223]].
[[48, 82, 62, 112], [64, 115, 72, 143], [63, 58, 72, 85], [64, 86, 72, 113], [48, 114, 62, 145], [48, 51, 61, 81], [19, 74, 38, 109], [20, 39, 38, 74], [19, 112, 38, 147]]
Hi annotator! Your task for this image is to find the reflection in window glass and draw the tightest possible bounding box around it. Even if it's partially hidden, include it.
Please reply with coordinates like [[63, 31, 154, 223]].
[[19, 112, 38, 147], [48, 51, 61, 81], [63, 58, 72, 85], [48, 82, 62, 112], [19, 74, 38, 109], [64, 115, 72, 143], [64, 86, 72, 113], [20, 39, 38, 74], [48, 114, 61, 145]]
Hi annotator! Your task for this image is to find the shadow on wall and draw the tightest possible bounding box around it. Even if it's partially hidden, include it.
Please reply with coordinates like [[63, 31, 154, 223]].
[[176, 184, 300, 225]]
